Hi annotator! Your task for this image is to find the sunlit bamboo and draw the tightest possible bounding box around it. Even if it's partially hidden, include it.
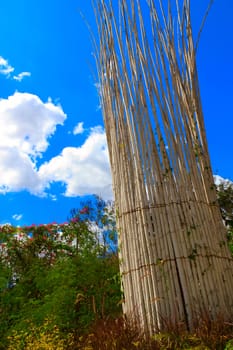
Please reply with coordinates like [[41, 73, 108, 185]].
[[93, 0, 233, 333]]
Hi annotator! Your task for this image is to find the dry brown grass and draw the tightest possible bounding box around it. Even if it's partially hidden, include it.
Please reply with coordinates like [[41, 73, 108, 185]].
[[70, 313, 233, 349]]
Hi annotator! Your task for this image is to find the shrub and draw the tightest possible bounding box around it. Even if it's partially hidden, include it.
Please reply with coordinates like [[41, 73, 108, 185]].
[[0, 198, 121, 349], [7, 319, 74, 350]]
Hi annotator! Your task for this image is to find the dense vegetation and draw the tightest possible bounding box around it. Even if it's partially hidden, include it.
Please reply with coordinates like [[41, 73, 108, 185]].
[[217, 181, 233, 254], [0, 187, 232, 349]]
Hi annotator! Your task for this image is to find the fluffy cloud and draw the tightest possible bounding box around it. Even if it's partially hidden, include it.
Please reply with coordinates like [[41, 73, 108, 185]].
[[214, 175, 233, 187], [0, 92, 66, 194], [0, 92, 112, 199], [73, 122, 84, 135], [0, 92, 66, 156], [0, 146, 44, 194], [39, 126, 113, 199]]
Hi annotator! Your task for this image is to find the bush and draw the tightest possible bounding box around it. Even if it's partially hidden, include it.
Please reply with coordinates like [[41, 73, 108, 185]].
[[7, 319, 74, 350], [216, 181, 233, 255], [0, 199, 121, 349]]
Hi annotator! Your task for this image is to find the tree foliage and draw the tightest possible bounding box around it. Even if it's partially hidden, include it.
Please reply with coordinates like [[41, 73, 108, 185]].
[[0, 198, 121, 349], [216, 181, 233, 255]]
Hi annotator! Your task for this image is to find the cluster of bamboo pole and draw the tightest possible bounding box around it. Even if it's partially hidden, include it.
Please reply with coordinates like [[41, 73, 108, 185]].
[[93, 0, 233, 332]]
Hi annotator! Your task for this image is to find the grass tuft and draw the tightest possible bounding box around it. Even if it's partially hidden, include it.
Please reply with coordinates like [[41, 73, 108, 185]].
[[70, 314, 233, 350]]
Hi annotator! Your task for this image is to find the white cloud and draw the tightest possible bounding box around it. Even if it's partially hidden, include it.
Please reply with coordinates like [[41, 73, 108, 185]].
[[13, 71, 31, 82], [0, 55, 31, 81], [214, 175, 233, 187], [73, 122, 84, 135], [0, 92, 66, 194], [0, 56, 14, 76], [12, 214, 23, 221], [0, 91, 113, 199], [0, 92, 66, 156], [0, 146, 44, 194], [39, 126, 113, 199]]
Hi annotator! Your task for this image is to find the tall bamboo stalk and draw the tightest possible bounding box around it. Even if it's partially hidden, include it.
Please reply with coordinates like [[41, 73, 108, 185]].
[[93, 0, 233, 332]]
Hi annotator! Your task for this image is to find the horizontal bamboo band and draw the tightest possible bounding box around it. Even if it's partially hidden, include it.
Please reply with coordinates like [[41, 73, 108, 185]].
[[122, 254, 233, 276], [118, 199, 219, 218]]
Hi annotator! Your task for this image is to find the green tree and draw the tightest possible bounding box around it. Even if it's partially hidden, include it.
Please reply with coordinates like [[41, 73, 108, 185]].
[[216, 181, 233, 254], [0, 199, 121, 349]]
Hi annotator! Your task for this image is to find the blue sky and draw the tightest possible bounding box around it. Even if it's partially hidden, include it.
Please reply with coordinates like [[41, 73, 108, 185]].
[[0, 0, 232, 226]]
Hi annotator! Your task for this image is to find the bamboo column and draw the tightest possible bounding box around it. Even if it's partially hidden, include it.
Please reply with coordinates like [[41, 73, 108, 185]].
[[93, 0, 233, 332]]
